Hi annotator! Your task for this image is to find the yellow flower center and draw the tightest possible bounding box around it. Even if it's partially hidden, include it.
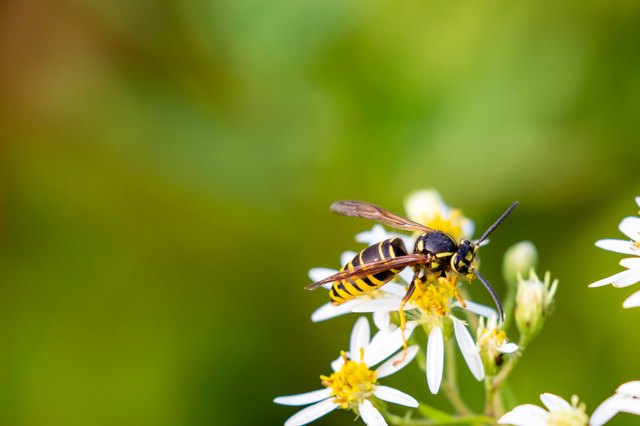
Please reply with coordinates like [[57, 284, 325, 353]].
[[320, 350, 377, 410], [546, 396, 588, 426], [410, 275, 459, 317], [422, 210, 466, 242]]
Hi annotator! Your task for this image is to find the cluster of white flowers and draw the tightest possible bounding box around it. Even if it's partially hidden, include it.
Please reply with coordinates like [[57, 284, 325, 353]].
[[275, 191, 640, 426], [276, 190, 521, 425], [498, 195, 640, 426], [590, 197, 640, 308]]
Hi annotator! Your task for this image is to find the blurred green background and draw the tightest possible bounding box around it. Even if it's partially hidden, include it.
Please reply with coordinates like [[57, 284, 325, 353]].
[[1, 0, 640, 425]]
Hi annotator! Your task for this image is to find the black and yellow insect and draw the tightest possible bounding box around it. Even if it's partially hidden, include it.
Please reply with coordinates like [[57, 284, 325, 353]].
[[305, 200, 518, 321]]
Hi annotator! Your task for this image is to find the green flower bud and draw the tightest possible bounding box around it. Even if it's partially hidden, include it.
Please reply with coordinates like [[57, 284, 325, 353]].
[[503, 241, 538, 287], [514, 269, 558, 344]]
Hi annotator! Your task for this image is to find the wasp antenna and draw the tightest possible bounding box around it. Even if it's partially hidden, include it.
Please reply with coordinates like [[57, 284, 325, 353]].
[[475, 201, 518, 246], [472, 268, 504, 322]]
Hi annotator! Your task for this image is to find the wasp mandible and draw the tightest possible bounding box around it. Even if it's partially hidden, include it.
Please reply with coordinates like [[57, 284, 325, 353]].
[[305, 200, 518, 325]]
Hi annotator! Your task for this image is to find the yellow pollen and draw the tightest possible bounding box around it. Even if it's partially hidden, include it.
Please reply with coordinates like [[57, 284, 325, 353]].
[[546, 395, 588, 426], [320, 351, 377, 410], [410, 275, 459, 317], [423, 210, 466, 242]]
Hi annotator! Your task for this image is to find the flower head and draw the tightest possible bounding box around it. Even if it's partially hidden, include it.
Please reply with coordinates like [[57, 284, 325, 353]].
[[353, 274, 488, 394], [476, 316, 518, 376], [514, 269, 557, 344], [405, 189, 474, 242], [590, 196, 640, 308], [499, 393, 589, 426], [274, 317, 419, 426], [590, 381, 640, 426]]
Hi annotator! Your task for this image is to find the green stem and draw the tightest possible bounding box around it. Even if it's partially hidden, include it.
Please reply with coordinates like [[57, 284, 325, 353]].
[[484, 335, 527, 418], [387, 412, 494, 426], [443, 340, 471, 415]]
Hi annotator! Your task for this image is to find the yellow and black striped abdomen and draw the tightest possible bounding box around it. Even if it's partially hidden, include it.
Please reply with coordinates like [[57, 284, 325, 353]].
[[330, 237, 409, 305]]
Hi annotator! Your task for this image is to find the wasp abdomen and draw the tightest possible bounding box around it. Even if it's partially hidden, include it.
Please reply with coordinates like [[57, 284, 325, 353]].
[[330, 238, 408, 305]]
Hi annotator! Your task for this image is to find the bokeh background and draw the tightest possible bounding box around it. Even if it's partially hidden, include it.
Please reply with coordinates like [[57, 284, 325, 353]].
[[1, 0, 640, 425]]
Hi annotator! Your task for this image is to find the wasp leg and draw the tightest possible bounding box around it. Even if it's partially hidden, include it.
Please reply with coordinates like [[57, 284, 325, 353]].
[[451, 275, 466, 308], [393, 273, 422, 366]]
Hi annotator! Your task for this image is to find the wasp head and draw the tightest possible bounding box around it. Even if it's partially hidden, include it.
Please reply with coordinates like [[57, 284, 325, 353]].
[[451, 240, 477, 277]]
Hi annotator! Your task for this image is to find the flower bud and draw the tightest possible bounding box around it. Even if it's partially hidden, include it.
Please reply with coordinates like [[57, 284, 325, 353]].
[[503, 241, 538, 287], [514, 269, 558, 344]]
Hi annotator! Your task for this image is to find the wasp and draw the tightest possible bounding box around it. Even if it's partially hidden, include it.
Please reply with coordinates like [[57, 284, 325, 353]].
[[305, 200, 518, 325]]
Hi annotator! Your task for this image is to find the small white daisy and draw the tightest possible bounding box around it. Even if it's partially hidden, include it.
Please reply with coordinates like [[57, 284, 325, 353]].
[[590, 196, 640, 308], [498, 393, 589, 426], [476, 316, 519, 376], [274, 317, 419, 426], [590, 381, 640, 426], [404, 189, 475, 243]]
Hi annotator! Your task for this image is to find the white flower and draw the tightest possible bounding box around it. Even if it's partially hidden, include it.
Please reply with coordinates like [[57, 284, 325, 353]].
[[352, 278, 488, 394], [476, 316, 519, 376], [590, 381, 640, 426], [405, 189, 474, 242], [590, 196, 640, 308], [498, 393, 588, 426], [274, 317, 419, 426]]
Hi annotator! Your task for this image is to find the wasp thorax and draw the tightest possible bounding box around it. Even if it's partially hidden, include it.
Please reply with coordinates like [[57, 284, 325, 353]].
[[414, 232, 457, 256]]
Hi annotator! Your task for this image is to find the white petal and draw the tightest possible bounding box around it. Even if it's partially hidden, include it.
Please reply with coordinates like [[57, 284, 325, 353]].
[[619, 217, 640, 241], [351, 317, 371, 357], [274, 389, 332, 406], [426, 326, 444, 394], [591, 393, 640, 426], [331, 354, 345, 372], [399, 267, 414, 285], [617, 381, 640, 397], [381, 282, 408, 297], [620, 257, 640, 270], [405, 189, 446, 223], [311, 300, 359, 322], [498, 404, 549, 426], [359, 399, 387, 426], [352, 298, 403, 313], [455, 300, 498, 319], [374, 385, 419, 407], [590, 395, 624, 426], [616, 397, 640, 415], [283, 398, 337, 426], [308, 267, 338, 283], [498, 342, 519, 354], [340, 251, 358, 266], [373, 311, 391, 331], [636, 197, 640, 208], [589, 269, 634, 288], [461, 219, 475, 240], [623, 290, 640, 308], [612, 270, 640, 288], [452, 318, 484, 381], [595, 239, 639, 255], [376, 345, 419, 378], [364, 322, 418, 366], [539, 393, 571, 412], [356, 225, 390, 246]]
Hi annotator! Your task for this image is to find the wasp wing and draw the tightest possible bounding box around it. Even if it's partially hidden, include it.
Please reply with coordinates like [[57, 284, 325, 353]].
[[331, 200, 435, 233], [304, 253, 431, 290]]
